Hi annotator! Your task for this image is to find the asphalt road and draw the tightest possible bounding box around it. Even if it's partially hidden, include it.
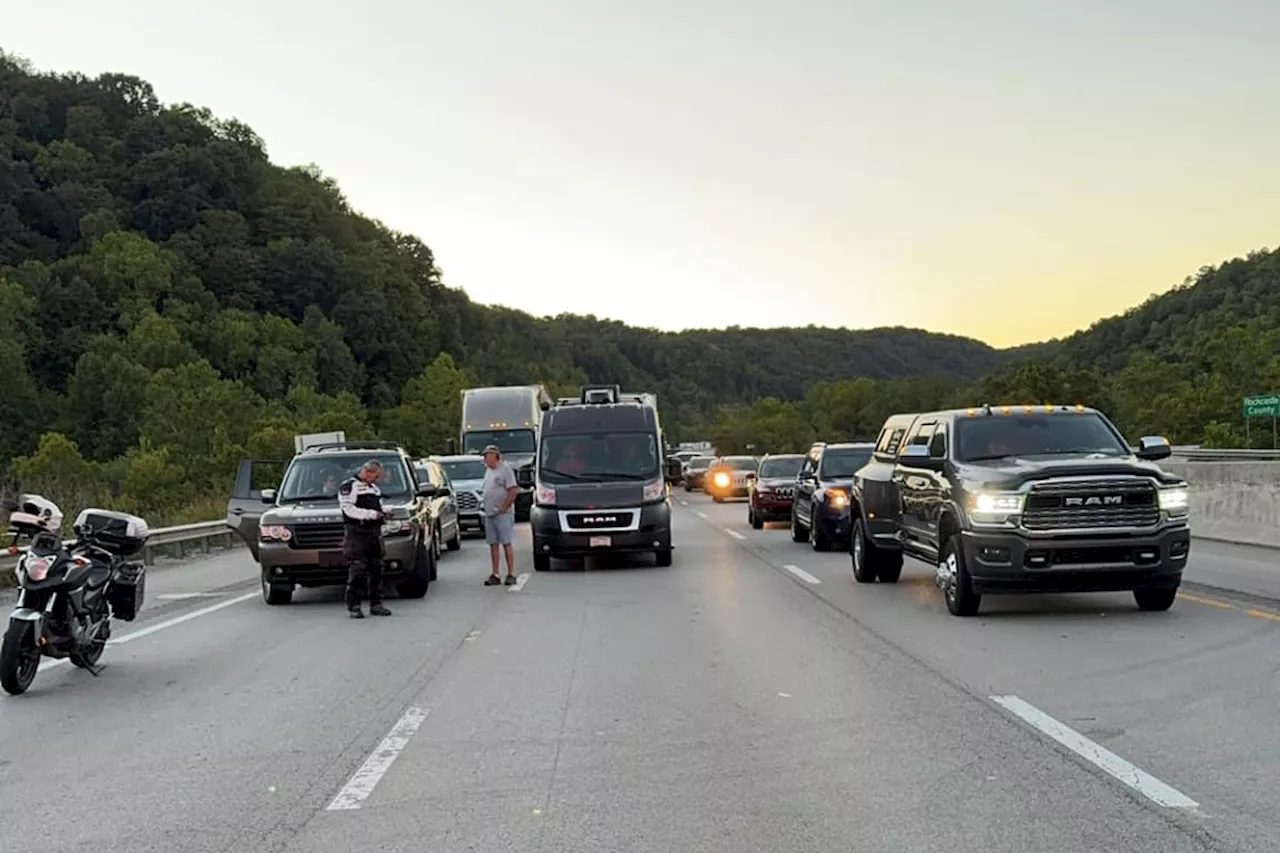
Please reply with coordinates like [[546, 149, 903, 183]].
[[0, 498, 1276, 852]]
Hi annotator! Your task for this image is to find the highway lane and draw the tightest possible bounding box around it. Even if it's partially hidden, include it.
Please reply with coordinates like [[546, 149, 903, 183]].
[[0, 503, 1255, 851], [684, 492, 1280, 852]]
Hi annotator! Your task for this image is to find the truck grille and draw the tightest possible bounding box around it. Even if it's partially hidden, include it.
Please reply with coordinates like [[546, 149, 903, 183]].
[[291, 523, 346, 550], [1022, 479, 1159, 531], [564, 511, 635, 530], [457, 492, 479, 512]]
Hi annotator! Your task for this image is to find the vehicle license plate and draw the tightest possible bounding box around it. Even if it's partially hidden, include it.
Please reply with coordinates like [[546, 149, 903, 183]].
[[589, 536, 612, 548]]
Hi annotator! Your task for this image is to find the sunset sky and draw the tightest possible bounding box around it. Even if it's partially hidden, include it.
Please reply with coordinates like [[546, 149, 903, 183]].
[[6, 0, 1279, 348]]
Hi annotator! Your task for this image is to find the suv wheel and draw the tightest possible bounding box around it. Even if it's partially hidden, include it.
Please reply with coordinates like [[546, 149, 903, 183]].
[[534, 552, 552, 572], [446, 523, 462, 551], [851, 522, 876, 583], [397, 540, 433, 599], [809, 504, 831, 551], [790, 507, 807, 543], [654, 548, 673, 567], [262, 574, 293, 606]]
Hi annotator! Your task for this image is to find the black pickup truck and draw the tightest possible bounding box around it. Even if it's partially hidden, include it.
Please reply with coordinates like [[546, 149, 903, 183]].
[[848, 405, 1191, 616]]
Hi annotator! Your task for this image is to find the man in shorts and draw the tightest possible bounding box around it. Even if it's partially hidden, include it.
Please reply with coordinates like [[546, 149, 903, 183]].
[[481, 444, 519, 586]]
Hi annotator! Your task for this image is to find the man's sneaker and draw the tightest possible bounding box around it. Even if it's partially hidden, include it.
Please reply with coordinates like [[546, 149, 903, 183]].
[[504, 574, 517, 586], [348, 607, 365, 619], [369, 603, 392, 617]]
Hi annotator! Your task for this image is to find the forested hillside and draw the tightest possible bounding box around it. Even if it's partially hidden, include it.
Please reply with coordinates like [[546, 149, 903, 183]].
[[2, 50, 1276, 528]]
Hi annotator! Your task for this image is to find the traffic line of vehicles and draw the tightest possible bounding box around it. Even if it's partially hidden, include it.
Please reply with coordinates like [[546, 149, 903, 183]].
[[691, 403, 1192, 617]]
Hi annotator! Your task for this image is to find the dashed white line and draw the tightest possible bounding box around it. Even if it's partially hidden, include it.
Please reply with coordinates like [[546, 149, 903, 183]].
[[783, 564, 822, 584], [695, 511, 708, 519], [38, 591, 259, 672], [990, 695, 1199, 809], [725, 529, 747, 540], [326, 706, 430, 811], [507, 573, 530, 592], [679, 500, 688, 506], [156, 592, 226, 600]]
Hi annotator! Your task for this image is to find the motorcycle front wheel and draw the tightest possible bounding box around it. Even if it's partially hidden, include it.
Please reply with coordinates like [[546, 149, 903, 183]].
[[1, 621, 41, 695], [70, 622, 107, 670]]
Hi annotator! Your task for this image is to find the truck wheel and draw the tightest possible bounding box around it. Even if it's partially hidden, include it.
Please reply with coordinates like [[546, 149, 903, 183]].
[[0, 621, 40, 696], [397, 541, 432, 599], [262, 574, 294, 606], [1134, 587, 1178, 611], [790, 508, 807, 543], [939, 536, 980, 617], [851, 522, 877, 583], [654, 549, 673, 567], [534, 552, 551, 572], [446, 525, 462, 551]]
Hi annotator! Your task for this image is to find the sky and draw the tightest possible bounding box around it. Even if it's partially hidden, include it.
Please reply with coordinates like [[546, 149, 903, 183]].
[[4, 0, 1279, 348]]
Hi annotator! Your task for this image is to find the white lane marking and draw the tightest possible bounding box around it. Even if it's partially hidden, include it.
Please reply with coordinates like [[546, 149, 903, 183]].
[[464, 630, 482, 642], [507, 573, 530, 592], [778, 692, 792, 698], [695, 511, 708, 519], [156, 592, 226, 600], [725, 529, 747, 540], [326, 706, 430, 811], [37, 591, 259, 672], [679, 500, 688, 506], [990, 695, 1199, 809], [783, 564, 822, 584]]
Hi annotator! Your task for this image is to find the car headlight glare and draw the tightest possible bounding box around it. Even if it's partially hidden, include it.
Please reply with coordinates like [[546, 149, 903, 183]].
[[827, 488, 848, 509], [713, 471, 730, 488]]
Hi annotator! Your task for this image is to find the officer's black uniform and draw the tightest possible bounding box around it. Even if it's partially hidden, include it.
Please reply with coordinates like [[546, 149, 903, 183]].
[[338, 475, 391, 618]]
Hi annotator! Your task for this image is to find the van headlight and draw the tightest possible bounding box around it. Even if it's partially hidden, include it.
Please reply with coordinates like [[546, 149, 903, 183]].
[[643, 480, 666, 502], [968, 491, 1024, 524], [1158, 486, 1189, 515]]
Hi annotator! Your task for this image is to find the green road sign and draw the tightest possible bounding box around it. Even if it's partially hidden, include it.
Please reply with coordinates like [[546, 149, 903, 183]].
[[1243, 394, 1280, 417]]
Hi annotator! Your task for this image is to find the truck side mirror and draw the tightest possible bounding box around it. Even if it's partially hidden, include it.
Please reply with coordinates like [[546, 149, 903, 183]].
[[1136, 435, 1172, 461]]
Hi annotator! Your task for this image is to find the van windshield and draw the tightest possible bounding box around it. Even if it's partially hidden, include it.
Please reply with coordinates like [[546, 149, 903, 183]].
[[540, 433, 660, 484]]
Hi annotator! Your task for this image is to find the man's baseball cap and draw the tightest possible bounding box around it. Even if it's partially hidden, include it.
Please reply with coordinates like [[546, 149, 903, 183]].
[[482, 445, 501, 456]]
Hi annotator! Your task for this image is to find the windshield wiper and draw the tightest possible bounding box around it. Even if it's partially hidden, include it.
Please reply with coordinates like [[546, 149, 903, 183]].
[[962, 454, 1014, 462], [542, 468, 593, 480], [279, 494, 335, 503]]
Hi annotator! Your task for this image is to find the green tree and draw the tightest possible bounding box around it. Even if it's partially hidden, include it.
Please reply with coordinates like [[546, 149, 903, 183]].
[[63, 335, 152, 460], [380, 353, 470, 456], [10, 433, 108, 524]]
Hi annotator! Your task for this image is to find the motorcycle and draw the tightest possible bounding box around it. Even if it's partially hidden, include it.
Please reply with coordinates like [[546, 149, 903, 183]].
[[2, 494, 149, 696]]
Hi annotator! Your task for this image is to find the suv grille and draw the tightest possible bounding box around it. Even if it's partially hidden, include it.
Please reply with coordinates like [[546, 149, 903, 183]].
[[457, 492, 479, 512], [1022, 479, 1159, 531], [291, 523, 346, 550]]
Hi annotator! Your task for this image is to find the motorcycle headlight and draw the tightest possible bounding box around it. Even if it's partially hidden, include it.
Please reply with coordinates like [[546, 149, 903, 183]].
[[968, 491, 1024, 524]]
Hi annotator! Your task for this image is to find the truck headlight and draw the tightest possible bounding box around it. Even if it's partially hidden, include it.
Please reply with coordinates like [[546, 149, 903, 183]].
[[969, 491, 1023, 524], [826, 488, 848, 509], [1158, 487, 1189, 514], [642, 480, 666, 502]]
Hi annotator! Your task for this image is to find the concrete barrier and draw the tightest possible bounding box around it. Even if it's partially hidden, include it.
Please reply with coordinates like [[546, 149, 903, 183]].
[[1164, 459, 1280, 550]]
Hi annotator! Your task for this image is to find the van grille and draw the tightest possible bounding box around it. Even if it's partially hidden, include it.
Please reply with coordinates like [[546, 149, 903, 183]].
[[564, 511, 635, 530], [1022, 479, 1159, 531]]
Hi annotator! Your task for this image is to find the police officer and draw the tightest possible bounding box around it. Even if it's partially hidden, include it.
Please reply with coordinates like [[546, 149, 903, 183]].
[[338, 459, 392, 619]]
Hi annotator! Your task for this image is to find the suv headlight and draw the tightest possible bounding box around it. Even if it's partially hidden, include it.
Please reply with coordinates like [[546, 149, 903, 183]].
[[1158, 486, 1189, 515], [259, 525, 292, 542], [642, 480, 666, 502], [712, 471, 731, 489], [968, 491, 1024, 524], [826, 488, 849, 509]]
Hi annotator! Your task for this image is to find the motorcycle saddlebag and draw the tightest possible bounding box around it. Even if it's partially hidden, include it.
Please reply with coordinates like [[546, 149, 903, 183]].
[[107, 562, 146, 622]]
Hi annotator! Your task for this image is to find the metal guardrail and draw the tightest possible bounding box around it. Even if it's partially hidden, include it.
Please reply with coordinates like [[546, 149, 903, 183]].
[[1, 520, 237, 571], [1167, 448, 1280, 461]]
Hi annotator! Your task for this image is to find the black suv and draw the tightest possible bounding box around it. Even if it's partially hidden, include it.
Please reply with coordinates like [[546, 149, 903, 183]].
[[848, 405, 1191, 616], [790, 442, 875, 551]]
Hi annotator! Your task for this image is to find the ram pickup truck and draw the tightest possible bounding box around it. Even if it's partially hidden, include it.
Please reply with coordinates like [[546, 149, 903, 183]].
[[849, 405, 1191, 617]]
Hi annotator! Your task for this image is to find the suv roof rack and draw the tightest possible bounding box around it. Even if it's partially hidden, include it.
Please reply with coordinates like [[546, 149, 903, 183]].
[[300, 440, 404, 454]]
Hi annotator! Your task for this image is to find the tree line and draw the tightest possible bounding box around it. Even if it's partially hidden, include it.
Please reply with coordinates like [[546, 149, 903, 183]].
[[2, 51, 1277, 530]]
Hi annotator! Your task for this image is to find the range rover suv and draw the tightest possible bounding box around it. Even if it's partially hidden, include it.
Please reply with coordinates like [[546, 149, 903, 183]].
[[227, 441, 440, 605], [849, 405, 1190, 616]]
